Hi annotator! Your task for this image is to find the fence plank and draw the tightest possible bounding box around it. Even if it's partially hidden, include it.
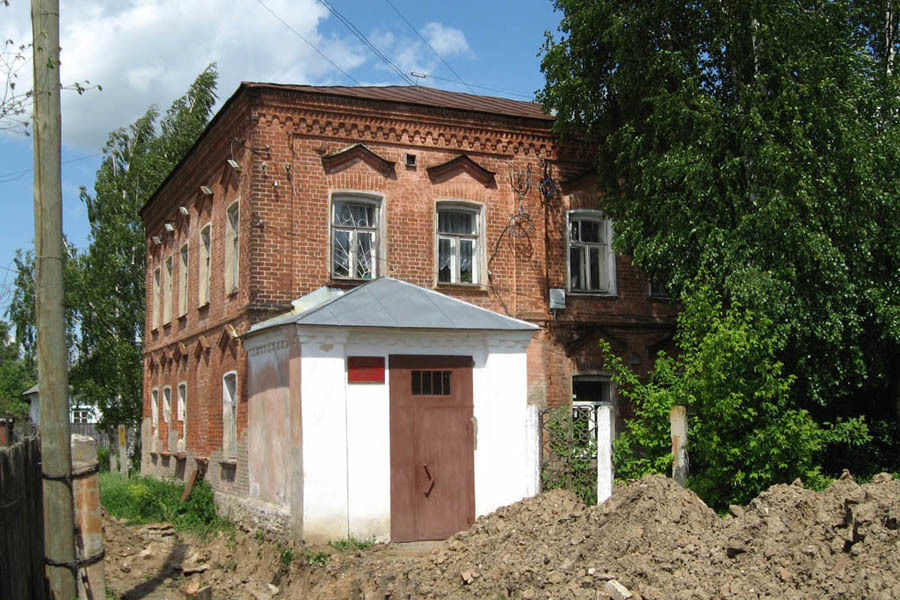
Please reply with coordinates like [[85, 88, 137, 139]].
[[0, 437, 49, 600]]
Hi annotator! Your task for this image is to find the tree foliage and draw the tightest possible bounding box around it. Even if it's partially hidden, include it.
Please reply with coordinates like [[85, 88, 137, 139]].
[[540, 1, 900, 475], [73, 64, 218, 429], [7, 65, 218, 429], [609, 283, 869, 509], [0, 320, 33, 418]]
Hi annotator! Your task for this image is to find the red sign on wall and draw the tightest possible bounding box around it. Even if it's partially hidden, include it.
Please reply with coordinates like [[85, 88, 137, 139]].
[[347, 356, 385, 383]]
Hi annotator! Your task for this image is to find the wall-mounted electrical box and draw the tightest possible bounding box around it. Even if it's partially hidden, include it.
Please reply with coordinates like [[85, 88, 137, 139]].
[[549, 288, 566, 310]]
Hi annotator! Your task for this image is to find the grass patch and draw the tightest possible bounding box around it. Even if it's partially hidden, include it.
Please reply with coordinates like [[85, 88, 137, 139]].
[[328, 537, 375, 552], [100, 472, 230, 536]]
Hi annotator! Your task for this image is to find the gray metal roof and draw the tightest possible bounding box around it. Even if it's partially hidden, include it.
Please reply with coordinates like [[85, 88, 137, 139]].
[[248, 277, 538, 334]]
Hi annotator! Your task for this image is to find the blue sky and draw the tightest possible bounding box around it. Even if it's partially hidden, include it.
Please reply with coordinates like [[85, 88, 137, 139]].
[[0, 0, 562, 316]]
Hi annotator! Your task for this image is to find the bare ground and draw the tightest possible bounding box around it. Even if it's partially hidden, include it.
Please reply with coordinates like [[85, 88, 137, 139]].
[[103, 472, 900, 599]]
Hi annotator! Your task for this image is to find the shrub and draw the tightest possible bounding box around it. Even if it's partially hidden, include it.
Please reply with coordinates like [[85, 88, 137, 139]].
[[609, 284, 869, 510], [99, 472, 230, 535]]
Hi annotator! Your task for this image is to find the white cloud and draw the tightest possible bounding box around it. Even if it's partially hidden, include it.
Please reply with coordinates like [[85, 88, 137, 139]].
[[1, 1, 475, 150], [370, 22, 473, 84], [2, 0, 368, 150], [421, 22, 473, 58]]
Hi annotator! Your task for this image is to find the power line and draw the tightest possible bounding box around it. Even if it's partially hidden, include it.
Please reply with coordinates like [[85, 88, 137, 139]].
[[419, 73, 534, 100], [0, 152, 102, 184], [316, 0, 415, 85], [383, 0, 476, 94], [256, 0, 360, 85]]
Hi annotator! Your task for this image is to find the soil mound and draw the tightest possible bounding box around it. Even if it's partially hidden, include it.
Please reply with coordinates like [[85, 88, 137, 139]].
[[103, 473, 900, 599]]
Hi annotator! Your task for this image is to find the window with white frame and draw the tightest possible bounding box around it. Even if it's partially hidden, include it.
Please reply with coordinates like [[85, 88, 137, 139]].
[[437, 205, 481, 284], [224, 201, 239, 294], [151, 388, 159, 437], [71, 408, 91, 424], [199, 224, 211, 306], [163, 256, 173, 323], [177, 381, 187, 452], [331, 196, 380, 279], [178, 243, 189, 317], [152, 267, 161, 329], [222, 372, 237, 458], [568, 211, 615, 294], [163, 386, 171, 424]]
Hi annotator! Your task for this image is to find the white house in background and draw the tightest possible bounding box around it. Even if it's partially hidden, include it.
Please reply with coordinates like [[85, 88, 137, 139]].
[[21, 384, 101, 427], [240, 276, 541, 543]]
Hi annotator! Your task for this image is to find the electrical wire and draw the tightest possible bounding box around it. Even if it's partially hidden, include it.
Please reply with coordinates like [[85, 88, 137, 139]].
[[316, 0, 415, 85], [420, 73, 534, 100], [256, 0, 360, 85], [0, 152, 102, 184], [383, 0, 476, 94]]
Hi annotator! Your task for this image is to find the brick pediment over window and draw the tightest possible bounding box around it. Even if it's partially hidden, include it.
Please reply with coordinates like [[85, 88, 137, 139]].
[[321, 143, 395, 177], [426, 154, 495, 187]]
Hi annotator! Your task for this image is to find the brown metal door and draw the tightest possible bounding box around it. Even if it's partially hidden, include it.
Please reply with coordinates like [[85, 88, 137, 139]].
[[389, 355, 475, 541]]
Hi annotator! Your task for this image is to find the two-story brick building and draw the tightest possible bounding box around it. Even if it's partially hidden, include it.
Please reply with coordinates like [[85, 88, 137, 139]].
[[140, 83, 677, 538]]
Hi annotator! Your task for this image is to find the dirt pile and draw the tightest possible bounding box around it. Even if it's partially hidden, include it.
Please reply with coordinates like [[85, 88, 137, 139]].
[[103, 473, 900, 599]]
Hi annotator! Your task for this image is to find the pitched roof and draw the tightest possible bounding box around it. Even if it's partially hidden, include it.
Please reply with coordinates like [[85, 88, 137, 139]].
[[242, 83, 552, 122], [247, 277, 538, 335]]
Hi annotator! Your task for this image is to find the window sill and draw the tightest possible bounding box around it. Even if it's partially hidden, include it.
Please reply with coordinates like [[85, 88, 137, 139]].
[[173, 452, 187, 460], [567, 290, 618, 299], [436, 282, 487, 293]]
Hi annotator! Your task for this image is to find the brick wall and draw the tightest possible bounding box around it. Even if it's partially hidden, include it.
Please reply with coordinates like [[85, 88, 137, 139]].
[[140, 85, 678, 494]]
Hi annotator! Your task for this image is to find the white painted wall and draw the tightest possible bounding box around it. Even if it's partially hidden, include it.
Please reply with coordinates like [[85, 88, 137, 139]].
[[245, 325, 537, 543], [297, 328, 350, 543]]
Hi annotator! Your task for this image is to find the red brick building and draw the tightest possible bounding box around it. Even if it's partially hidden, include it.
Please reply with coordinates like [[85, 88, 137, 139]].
[[139, 84, 676, 511]]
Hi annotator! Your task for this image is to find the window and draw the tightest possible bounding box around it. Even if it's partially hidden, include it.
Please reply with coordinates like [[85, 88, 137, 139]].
[[163, 386, 171, 424], [71, 408, 91, 424], [331, 197, 379, 279], [412, 370, 451, 396], [649, 278, 671, 299], [177, 382, 187, 452], [437, 205, 481, 284], [163, 257, 173, 323], [151, 388, 159, 437], [224, 201, 239, 294], [222, 372, 237, 458], [178, 243, 189, 317], [199, 224, 211, 306], [568, 211, 615, 294], [152, 267, 161, 329]]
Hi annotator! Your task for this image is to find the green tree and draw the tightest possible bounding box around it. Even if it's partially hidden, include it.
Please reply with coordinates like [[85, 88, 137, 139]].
[[73, 64, 218, 430], [540, 1, 900, 475], [608, 282, 868, 509], [0, 320, 34, 417]]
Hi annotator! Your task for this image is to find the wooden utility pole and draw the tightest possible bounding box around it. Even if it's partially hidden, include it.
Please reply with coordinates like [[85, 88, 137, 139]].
[[32, 0, 77, 597]]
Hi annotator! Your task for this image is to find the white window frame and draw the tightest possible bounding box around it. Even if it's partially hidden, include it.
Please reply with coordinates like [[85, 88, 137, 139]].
[[150, 388, 159, 437], [162, 386, 171, 424], [224, 200, 239, 295], [199, 223, 211, 307], [178, 243, 189, 317], [163, 256, 173, 324], [177, 381, 187, 453], [222, 371, 238, 459], [566, 210, 616, 295], [435, 201, 484, 286], [152, 267, 161, 330], [329, 193, 384, 280]]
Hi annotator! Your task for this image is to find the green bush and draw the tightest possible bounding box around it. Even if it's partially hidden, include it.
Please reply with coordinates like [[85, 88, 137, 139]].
[[541, 406, 597, 505], [609, 283, 869, 510], [97, 447, 110, 472], [99, 472, 230, 535]]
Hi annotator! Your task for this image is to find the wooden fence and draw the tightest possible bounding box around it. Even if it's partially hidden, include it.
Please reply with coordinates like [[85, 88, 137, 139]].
[[0, 436, 49, 600]]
